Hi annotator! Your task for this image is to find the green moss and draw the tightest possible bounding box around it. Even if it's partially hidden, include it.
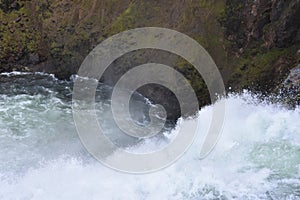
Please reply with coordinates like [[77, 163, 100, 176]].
[[107, 1, 162, 36], [0, 1, 42, 61], [107, 3, 138, 35], [199, 0, 225, 15], [171, 0, 227, 106], [175, 56, 210, 107], [230, 45, 299, 91]]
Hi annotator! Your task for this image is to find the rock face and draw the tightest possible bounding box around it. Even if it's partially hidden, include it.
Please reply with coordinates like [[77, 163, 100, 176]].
[[285, 65, 300, 86], [222, 0, 300, 49], [280, 64, 300, 106], [220, 0, 300, 94], [0, 0, 299, 120]]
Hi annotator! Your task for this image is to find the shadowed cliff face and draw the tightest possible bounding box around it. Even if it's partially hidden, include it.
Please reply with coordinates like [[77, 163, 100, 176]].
[[222, 0, 300, 49], [221, 0, 300, 93], [0, 0, 299, 120]]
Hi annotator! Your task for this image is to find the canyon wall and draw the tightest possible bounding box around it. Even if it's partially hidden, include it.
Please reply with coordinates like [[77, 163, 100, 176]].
[[0, 0, 299, 119]]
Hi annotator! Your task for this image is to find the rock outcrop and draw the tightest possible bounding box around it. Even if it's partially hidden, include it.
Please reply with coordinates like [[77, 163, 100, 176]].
[[222, 0, 300, 93], [222, 0, 300, 49], [279, 64, 300, 106]]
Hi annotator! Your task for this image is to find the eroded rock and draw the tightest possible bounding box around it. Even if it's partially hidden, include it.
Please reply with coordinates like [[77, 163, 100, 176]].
[[280, 64, 300, 106]]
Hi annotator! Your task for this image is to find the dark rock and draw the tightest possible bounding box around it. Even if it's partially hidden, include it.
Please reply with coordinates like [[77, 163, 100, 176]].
[[101, 49, 188, 120], [0, 0, 21, 13], [14, 17, 21, 23], [10, 2, 21, 10], [28, 54, 40, 65], [276, 1, 300, 47], [222, 0, 300, 49], [284, 64, 300, 87], [240, 64, 247, 71], [279, 64, 300, 106]]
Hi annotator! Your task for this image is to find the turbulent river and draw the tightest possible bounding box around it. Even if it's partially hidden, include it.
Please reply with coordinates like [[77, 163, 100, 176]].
[[0, 72, 299, 200]]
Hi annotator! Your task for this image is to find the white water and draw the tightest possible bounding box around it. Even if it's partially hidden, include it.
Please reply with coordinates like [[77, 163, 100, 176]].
[[0, 74, 300, 199]]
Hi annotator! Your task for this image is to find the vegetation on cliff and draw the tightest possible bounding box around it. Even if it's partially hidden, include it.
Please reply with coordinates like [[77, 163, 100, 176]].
[[221, 0, 300, 94], [0, 0, 299, 119]]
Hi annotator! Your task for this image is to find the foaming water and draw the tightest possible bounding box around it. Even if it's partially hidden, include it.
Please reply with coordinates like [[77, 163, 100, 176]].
[[0, 73, 299, 199]]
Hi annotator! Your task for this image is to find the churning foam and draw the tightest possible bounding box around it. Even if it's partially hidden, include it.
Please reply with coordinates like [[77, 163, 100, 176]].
[[0, 92, 299, 199]]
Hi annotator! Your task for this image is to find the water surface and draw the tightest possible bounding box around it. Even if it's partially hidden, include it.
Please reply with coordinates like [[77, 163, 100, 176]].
[[0, 72, 299, 199]]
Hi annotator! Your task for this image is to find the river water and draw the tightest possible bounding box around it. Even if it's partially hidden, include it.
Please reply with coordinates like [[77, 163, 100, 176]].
[[0, 72, 299, 199]]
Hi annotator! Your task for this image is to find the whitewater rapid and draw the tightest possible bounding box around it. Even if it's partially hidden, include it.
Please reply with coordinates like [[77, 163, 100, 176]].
[[0, 73, 299, 199]]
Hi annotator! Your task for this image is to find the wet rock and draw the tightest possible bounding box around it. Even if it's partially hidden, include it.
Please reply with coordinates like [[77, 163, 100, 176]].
[[280, 64, 300, 106], [284, 65, 300, 88]]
